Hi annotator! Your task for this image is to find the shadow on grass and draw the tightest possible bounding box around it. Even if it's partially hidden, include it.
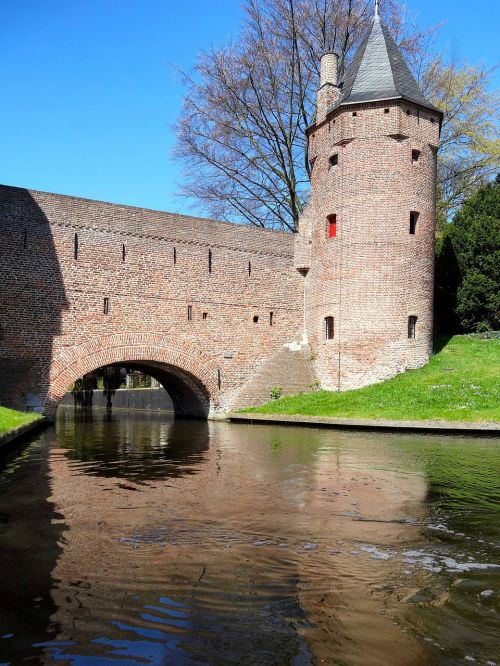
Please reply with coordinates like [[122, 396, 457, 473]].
[[433, 335, 454, 355]]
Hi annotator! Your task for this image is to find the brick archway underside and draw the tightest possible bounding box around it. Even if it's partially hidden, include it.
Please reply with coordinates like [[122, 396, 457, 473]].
[[42, 333, 222, 420]]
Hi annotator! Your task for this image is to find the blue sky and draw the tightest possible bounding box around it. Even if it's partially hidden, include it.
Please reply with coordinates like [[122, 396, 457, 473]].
[[0, 0, 498, 216]]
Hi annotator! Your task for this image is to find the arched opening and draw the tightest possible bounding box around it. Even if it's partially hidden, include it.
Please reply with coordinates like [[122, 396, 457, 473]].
[[42, 334, 222, 421], [57, 360, 210, 419]]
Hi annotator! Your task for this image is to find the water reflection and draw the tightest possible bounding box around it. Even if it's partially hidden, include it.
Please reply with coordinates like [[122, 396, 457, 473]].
[[0, 435, 64, 666], [56, 409, 209, 481], [0, 413, 498, 665]]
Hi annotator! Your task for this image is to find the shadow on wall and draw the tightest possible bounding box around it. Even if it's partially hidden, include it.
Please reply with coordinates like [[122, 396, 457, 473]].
[[0, 186, 68, 412]]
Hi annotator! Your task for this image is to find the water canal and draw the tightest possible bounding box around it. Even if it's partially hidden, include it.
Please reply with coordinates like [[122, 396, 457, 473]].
[[0, 411, 498, 665]]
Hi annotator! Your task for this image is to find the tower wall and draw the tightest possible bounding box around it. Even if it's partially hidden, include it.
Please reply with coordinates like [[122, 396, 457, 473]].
[[297, 100, 440, 390]]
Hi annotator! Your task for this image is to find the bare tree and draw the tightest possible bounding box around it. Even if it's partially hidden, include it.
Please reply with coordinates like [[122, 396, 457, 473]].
[[174, 0, 498, 230]]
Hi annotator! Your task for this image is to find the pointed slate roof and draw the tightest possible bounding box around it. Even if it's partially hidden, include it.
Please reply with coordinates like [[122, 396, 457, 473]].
[[330, 15, 441, 114]]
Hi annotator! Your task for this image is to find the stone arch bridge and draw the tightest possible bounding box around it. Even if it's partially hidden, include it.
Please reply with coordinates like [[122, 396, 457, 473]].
[[0, 185, 314, 419]]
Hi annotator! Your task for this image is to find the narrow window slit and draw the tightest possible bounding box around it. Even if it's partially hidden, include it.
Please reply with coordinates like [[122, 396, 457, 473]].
[[74, 233, 79, 260], [217, 369, 221, 390], [408, 315, 417, 339], [384, 108, 390, 114], [208, 249, 212, 273], [122, 244, 126, 262], [248, 261, 252, 276], [329, 154, 338, 168], [269, 311, 274, 326], [202, 312, 208, 320], [253, 315, 259, 323], [324, 316, 334, 340], [411, 149, 420, 164], [103, 298, 109, 315], [187, 305, 193, 321], [23, 229, 27, 249], [173, 247, 177, 264], [409, 211, 419, 235]]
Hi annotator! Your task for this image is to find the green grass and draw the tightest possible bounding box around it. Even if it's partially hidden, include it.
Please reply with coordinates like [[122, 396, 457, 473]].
[[241, 335, 500, 423], [0, 406, 42, 436]]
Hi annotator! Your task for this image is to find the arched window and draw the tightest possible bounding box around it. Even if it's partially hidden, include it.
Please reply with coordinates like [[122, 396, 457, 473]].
[[324, 316, 334, 340]]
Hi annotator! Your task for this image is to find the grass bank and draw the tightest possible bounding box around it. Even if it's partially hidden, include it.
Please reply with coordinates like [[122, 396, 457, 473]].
[[0, 406, 42, 436], [241, 334, 500, 423]]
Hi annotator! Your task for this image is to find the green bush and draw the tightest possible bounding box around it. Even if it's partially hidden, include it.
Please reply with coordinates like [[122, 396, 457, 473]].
[[269, 386, 283, 400]]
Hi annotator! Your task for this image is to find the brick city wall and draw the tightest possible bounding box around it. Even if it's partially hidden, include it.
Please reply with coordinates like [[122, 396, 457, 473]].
[[0, 101, 439, 417], [0, 185, 311, 417], [296, 99, 439, 390]]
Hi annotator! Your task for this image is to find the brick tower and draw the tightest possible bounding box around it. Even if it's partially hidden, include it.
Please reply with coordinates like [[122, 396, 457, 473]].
[[295, 6, 443, 391]]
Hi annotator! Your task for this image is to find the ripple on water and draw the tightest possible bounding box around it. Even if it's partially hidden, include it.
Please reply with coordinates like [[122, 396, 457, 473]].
[[0, 414, 498, 666]]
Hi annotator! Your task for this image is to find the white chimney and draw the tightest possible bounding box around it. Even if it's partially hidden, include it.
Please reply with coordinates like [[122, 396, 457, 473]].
[[320, 53, 338, 88], [317, 53, 340, 121]]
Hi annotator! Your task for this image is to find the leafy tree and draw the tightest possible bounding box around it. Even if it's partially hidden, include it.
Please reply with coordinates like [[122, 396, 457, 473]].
[[423, 57, 500, 223], [435, 179, 500, 332], [175, 0, 499, 231]]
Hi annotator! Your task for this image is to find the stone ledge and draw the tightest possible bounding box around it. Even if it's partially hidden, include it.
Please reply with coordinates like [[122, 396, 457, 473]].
[[227, 413, 500, 436], [0, 418, 47, 455]]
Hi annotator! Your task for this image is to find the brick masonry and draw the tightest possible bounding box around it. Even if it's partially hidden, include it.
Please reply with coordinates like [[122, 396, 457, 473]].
[[0, 69, 439, 419], [296, 98, 439, 390], [0, 186, 309, 418]]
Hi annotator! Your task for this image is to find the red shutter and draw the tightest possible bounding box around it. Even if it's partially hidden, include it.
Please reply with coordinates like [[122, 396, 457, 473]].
[[328, 214, 337, 238]]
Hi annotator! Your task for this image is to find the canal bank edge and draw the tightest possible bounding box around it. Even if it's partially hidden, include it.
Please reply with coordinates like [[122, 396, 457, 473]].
[[0, 418, 47, 456], [226, 413, 500, 436]]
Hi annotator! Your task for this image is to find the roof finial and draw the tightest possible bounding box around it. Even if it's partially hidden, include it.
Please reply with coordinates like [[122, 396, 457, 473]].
[[374, 0, 379, 18]]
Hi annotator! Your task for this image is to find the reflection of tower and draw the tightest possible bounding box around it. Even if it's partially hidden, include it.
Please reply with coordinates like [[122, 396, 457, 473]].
[[295, 9, 442, 391]]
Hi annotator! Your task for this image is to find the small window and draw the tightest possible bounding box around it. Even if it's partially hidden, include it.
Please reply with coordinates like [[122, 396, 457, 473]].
[[122, 244, 126, 262], [430, 116, 435, 124], [409, 211, 419, 235], [103, 298, 109, 315], [408, 315, 417, 339], [74, 233, 79, 260], [187, 305, 193, 321], [329, 154, 338, 168], [327, 214, 337, 239], [384, 108, 390, 114], [406, 109, 411, 116], [269, 311, 274, 326], [324, 316, 334, 340], [217, 369, 221, 390], [23, 229, 27, 249], [248, 261, 251, 276], [253, 315, 259, 323], [0, 325, 4, 341], [411, 149, 420, 164], [352, 111, 357, 117], [202, 312, 208, 320], [173, 247, 177, 264], [208, 249, 212, 273]]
